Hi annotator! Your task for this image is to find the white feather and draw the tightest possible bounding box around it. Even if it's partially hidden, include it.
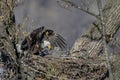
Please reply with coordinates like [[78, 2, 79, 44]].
[[41, 40, 51, 48], [16, 44, 23, 53]]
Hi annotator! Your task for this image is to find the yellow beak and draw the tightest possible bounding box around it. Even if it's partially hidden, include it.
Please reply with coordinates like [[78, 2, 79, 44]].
[[47, 44, 51, 49], [45, 31, 49, 37]]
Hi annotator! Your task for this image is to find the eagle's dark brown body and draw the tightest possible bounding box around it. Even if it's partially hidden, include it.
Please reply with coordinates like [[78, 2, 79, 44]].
[[21, 26, 66, 55]]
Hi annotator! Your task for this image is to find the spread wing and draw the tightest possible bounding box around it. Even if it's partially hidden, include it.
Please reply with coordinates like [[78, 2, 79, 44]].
[[21, 26, 67, 53], [45, 32, 67, 50], [21, 26, 45, 51]]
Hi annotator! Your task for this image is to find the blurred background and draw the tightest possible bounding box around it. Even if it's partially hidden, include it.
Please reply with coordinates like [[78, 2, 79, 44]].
[[14, 0, 100, 49]]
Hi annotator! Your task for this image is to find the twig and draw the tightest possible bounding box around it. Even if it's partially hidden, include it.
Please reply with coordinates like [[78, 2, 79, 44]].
[[21, 61, 59, 79], [57, 0, 99, 18], [96, 0, 114, 80]]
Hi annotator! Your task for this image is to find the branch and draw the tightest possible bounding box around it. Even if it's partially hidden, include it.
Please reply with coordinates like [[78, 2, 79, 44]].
[[57, 0, 99, 18], [96, 0, 114, 80], [0, 0, 23, 79]]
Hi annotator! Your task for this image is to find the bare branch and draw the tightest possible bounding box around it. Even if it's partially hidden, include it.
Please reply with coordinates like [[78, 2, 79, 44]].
[[57, 0, 99, 18], [96, 0, 114, 80]]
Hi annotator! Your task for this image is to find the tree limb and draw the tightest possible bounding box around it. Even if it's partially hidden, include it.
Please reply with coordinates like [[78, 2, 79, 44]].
[[57, 0, 99, 18], [96, 0, 114, 80]]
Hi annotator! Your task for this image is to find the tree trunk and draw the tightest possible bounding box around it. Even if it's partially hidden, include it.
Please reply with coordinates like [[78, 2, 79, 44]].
[[71, 0, 120, 58]]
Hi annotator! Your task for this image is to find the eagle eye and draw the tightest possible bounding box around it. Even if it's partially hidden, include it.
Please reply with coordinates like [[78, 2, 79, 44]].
[[45, 30, 53, 36]]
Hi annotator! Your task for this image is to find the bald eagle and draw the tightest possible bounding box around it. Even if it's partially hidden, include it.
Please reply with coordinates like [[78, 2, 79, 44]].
[[20, 26, 67, 56]]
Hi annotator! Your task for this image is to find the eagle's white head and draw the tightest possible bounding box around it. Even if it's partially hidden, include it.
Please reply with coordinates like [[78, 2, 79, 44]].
[[41, 40, 51, 49]]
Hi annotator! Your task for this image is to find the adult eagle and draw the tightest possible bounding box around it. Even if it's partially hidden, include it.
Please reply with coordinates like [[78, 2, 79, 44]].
[[20, 26, 67, 55]]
